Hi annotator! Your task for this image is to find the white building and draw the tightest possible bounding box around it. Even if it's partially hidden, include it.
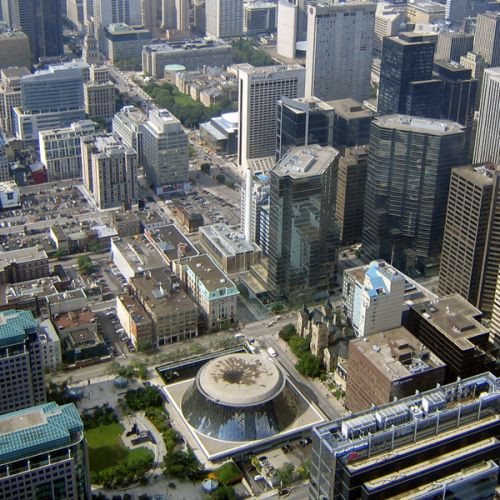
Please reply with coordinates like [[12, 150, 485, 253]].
[[142, 108, 189, 194], [81, 134, 138, 209], [473, 68, 500, 165], [0, 131, 8, 181], [39, 120, 97, 181], [373, 2, 405, 59], [112, 105, 147, 165], [276, 0, 308, 59], [206, 0, 244, 39], [236, 63, 305, 169], [93, 0, 142, 43], [0, 180, 20, 209], [38, 319, 62, 372], [344, 260, 406, 337], [305, 1, 375, 102]]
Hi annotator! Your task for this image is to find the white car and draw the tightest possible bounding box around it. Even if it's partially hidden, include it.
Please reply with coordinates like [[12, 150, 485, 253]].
[[267, 347, 277, 357]]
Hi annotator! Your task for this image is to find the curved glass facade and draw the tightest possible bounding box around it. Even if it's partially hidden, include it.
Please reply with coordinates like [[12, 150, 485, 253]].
[[182, 381, 304, 442]]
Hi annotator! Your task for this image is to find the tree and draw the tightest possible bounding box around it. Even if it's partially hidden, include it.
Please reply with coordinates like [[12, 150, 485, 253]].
[[277, 463, 295, 487], [210, 485, 237, 500], [125, 386, 163, 410], [163, 449, 204, 481], [289, 335, 310, 357], [216, 173, 226, 184], [296, 352, 323, 378], [77, 255, 93, 275], [279, 324, 296, 342], [200, 163, 211, 174], [224, 178, 235, 189]]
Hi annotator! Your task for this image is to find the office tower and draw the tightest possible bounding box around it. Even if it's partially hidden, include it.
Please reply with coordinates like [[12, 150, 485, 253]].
[[0, 131, 8, 181], [460, 51, 488, 106], [345, 326, 446, 412], [407, 1, 445, 24], [112, 105, 147, 165], [94, 0, 142, 44], [373, 2, 405, 60], [84, 66, 115, 121], [175, 0, 189, 31], [142, 108, 189, 193], [0, 32, 30, 70], [244, 2, 276, 35], [362, 116, 465, 274], [439, 165, 500, 316], [276, 96, 335, 161], [82, 20, 101, 64], [0, 310, 45, 415], [276, 0, 308, 59], [141, 0, 162, 38], [305, 1, 375, 102], [82, 134, 138, 209], [0, 402, 91, 499], [267, 144, 340, 304], [104, 24, 152, 69], [193, 0, 206, 33], [66, 0, 84, 30], [13, 63, 85, 141], [435, 30, 474, 62], [474, 68, 500, 164], [407, 294, 494, 380], [445, 0, 467, 23], [38, 120, 97, 181], [237, 63, 305, 169], [0, 66, 29, 136], [310, 372, 499, 500], [205, 0, 243, 39], [491, 267, 500, 348], [378, 32, 437, 116], [336, 146, 368, 245], [473, 12, 500, 67]]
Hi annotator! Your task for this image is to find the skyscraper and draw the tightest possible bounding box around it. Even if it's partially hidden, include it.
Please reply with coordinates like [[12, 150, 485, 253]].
[[237, 63, 305, 169], [473, 67, 500, 164], [439, 164, 500, 316], [473, 12, 500, 67], [378, 32, 438, 116], [435, 30, 474, 62], [267, 144, 340, 304], [205, 0, 243, 39], [276, 0, 308, 59], [362, 115, 466, 274], [305, 1, 375, 102]]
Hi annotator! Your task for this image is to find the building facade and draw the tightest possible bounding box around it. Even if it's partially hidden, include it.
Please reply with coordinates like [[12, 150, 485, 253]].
[[84, 66, 115, 121], [305, 1, 375, 103], [112, 105, 147, 165], [0, 31, 30, 70], [205, 0, 243, 39], [473, 12, 500, 67], [435, 30, 474, 62], [0, 67, 29, 136], [104, 23, 152, 69]]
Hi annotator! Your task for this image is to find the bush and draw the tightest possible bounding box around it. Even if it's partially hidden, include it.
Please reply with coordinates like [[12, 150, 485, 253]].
[[210, 485, 237, 500], [224, 178, 235, 189], [214, 461, 242, 485], [296, 352, 323, 378], [77, 255, 93, 275], [125, 386, 163, 411], [200, 163, 211, 174], [276, 463, 295, 486], [82, 405, 118, 429], [94, 453, 153, 488], [279, 324, 296, 342], [289, 335, 311, 358]]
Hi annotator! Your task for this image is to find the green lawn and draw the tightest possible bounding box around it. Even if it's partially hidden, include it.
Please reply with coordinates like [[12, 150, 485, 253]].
[[86, 423, 152, 474]]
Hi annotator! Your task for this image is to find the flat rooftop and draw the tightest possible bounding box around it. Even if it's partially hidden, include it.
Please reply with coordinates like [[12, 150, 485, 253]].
[[274, 144, 339, 178], [138, 209, 169, 227], [0, 309, 36, 347], [0, 246, 48, 270], [1, 66, 30, 80], [113, 211, 141, 225], [350, 327, 445, 381], [326, 98, 376, 120], [117, 294, 151, 326], [113, 236, 166, 273], [145, 224, 198, 262], [46, 289, 86, 306], [452, 164, 499, 187], [374, 115, 464, 135], [144, 40, 231, 53], [200, 224, 260, 257], [53, 309, 95, 330], [411, 293, 489, 351], [0, 276, 61, 305], [234, 63, 304, 76], [183, 254, 236, 293]]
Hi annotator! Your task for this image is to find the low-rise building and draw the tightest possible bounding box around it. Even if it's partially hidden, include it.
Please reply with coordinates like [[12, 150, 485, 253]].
[[38, 319, 63, 372], [138, 209, 169, 231], [104, 23, 152, 69], [200, 111, 238, 154], [46, 289, 88, 316], [116, 294, 153, 350], [0, 181, 20, 210], [112, 211, 142, 237], [0, 402, 90, 499], [171, 203, 204, 233], [175, 254, 239, 331], [345, 326, 447, 412], [131, 268, 198, 346], [199, 223, 262, 273], [0, 246, 49, 285]]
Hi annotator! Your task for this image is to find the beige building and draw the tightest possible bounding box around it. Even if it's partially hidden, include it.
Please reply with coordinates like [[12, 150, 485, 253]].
[[81, 134, 138, 209], [84, 66, 115, 121], [406, 1, 445, 24], [175, 254, 239, 331], [0, 247, 49, 285], [0, 67, 30, 136], [131, 268, 198, 346], [0, 32, 31, 70], [116, 294, 153, 350]]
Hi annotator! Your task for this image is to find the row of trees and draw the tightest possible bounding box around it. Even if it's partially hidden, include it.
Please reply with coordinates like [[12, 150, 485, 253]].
[[231, 39, 274, 67], [93, 454, 153, 489]]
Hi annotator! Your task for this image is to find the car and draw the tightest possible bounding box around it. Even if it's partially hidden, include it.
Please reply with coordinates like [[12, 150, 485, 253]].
[[258, 456, 268, 464], [253, 475, 264, 482], [267, 347, 277, 357], [299, 437, 312, 446], [234, 333, 245, 339]]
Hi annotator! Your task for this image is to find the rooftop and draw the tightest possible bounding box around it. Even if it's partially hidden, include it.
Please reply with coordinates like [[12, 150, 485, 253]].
[[274, 144, 339, 178], [1, 66, 30, 80], [0, 277, 61, 306], [0, 402, 83, 464], [144, 39, 230, 53], [0, 31, 28, 40], [0, 309, 36, 347], [113, 210, 141, 225], [145, 224, 198, 262], [197, 353, 285, 407], [279, 96, 335, 114], [112, 235, 166, 274], [0, 180, 18, 193], [200, 223, 260, 257], [452, 164, 500, 186], [53, 309, 95, 331], [411, 293, 489, 351], [327, 98, 376, 119], [350, 327, 445, 381], [0, 246, 48, 271], [138, 209, 169, 227], [374, 115, 465, 135], [117, 294, 151, 326], [183, 254, 237, 292], [46, 289, 87, 306], [234, 62, 304, 76]]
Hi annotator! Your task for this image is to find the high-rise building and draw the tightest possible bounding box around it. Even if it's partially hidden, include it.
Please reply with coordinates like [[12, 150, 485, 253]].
[[435, 30, 474, 62], [142, 108, 189, 193], [345, 326, 446, 412], [473, 67, 500, 164], [378, 32, 437, 116], [460, 51, 488, 108], [276, 96, 335, 161], [0, 131, 8, 181], [491, 266, 500, 348], [0, 32, 30, 70], [439, 164, 500, 316], [205, 0, 243, 39], [0, 309, 45, 415], [362, 115, 466, 274], [193, 0, 206, 34], [407, 294, 495, 380], [104, 23, 152, 69], [38, 120, 97, 181], [141, 0, 162, 38], [473, 12, 500, 67], [268, 144, 340, 304], [7, 0, 63, 59], [0, 402, 91, 499], [309, 372, 499, 500], [276, 0, 308, 60], [94, 0, 142, 45], [0, 66, 29, 136], [243, 1, 276, 35], [373, 2, 405, 60], [305, 1, 375, 102], [112, 105, 147, 165], [66, 0, 84, 30], [237, 63, 305, 169], [81, 134, 138, 209], [82, 20, 101, 64], [335, 146, 368, 244], [84, 65, 115, 121]]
